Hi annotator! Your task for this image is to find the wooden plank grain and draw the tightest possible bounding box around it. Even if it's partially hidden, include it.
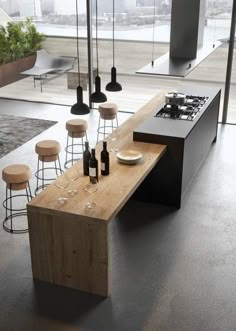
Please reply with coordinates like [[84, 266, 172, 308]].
[[28, 210, 110, 296]]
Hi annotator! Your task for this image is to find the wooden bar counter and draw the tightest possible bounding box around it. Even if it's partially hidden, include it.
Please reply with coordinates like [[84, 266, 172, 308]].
[[27, 92, 167, 296]]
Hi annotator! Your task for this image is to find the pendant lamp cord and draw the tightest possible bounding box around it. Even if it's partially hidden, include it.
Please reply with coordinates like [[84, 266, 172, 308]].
[[151, 0, 156, 66], [112, 0, 115, 67], [213, 15, 217, 48], [95, 0, 99, 75], [76, 0, 81, 85]]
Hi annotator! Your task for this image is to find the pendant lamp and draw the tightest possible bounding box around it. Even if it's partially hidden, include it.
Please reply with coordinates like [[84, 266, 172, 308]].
[[106, 0, 122, 91], [71, 0, 90, 115], [90, 0, 107, 103], [151, 0, 156, 67]]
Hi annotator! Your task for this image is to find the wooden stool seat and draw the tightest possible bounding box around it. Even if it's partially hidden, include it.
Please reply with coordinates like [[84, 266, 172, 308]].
[[97, 103, 119, 143], [66, 119, 88, 138], [100, 113, 116, 120], [64, 119, 88, 168], [36, 140, 61, 156], [2, 164, 32, 187], [99, 103, 118, 115], [35, 140, 61, 162], [2, 164, 33, 233]]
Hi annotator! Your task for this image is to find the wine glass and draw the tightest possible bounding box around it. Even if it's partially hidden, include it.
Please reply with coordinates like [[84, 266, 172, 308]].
[[104, 137, 118, 153], [67, 165, 80, 181], [108, 134, 118, 142], [84, 178, 98, 210], [55, 175, 69, 205], [108, 127, 118, 152], [66, 165, 80, 197]]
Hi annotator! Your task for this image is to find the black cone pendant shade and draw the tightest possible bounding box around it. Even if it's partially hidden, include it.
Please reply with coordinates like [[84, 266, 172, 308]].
[[106, 0, 122, 92], [90, 0, 107, 103], [90, 76, 107, 103], [106, 67, 122, 92], [71, 0, 90, 115], [71, 86, 90, 115]]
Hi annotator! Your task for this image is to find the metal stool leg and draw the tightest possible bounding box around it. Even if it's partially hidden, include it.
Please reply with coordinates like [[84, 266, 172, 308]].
[[57, 155, 63, 175], [65, 133, 70, 167], [42, 157, 45, 191], [81, 136, 85, 152], [55, 161, 59, 176], [5, 186, 8, 225], [97, 115, 101, 143], [116, 114, 119, 128], [36, 157, 40, 192], [26, 186, 30, 203], [27, 181, 33, 201], [9, 185, 13, 233], [72, 135, 74, 166], [103, 119, 106, 140]]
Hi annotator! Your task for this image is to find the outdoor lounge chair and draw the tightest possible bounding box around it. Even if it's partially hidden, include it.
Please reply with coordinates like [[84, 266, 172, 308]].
[[21, 49, 76, 92]]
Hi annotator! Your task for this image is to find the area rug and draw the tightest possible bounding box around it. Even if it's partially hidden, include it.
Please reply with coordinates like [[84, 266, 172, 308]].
[[0, 114, 57, 158]]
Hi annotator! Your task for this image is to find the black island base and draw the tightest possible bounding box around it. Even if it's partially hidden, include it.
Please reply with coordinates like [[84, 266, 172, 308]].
[[133, 86, 221, 209]]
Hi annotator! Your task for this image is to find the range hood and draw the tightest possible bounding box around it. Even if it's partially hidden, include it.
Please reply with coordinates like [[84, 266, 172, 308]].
[[136, 0, 221, 78]]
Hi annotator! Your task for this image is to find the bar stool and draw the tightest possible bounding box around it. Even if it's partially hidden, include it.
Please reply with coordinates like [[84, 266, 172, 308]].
[[97, 102, 119, 143], [35, 140, 63, 195], [2, 164, 33, 233], [65, 119, 88, 168]]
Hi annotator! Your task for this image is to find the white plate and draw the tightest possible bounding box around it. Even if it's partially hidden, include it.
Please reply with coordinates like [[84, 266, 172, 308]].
[[117, 150, 142, 164]]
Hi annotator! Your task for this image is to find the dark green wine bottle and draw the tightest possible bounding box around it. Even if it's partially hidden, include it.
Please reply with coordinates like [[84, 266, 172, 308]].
[[101, 141, 109, 176], [83, 141, 91, 176]]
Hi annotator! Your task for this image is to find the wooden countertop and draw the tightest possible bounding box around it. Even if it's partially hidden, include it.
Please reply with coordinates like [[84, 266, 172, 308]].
[[27, 91, 167, 222]]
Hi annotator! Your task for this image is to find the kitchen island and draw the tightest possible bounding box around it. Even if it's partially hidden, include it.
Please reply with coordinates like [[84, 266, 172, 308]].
[[27, 92, 167, 297]]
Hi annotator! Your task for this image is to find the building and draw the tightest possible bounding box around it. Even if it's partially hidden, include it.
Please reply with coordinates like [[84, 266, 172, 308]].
[[19, 0, 42, 17], [41, 0, 54, 15], [0, 0, 19, 16], [54, 0, 86, 15]]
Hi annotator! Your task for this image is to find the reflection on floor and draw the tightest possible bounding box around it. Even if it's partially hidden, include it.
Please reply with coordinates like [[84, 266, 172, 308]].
[[0, 99, 236, 330], [1, 72, 235, 123]]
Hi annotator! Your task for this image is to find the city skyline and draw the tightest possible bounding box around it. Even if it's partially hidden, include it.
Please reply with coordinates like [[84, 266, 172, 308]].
[[0, 0, 233, 18]]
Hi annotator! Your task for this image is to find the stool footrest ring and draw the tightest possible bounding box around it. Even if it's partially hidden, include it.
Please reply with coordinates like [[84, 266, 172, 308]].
[[3, 211, 29, 234], [35, 167, 63, 181]]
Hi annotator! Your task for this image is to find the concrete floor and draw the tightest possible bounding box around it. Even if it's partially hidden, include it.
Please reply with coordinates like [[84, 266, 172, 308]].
[[0, 99, 236, 331]]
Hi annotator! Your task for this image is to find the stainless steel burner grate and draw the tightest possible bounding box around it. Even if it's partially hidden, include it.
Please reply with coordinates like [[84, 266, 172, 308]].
[[155, 95, 209, 121]]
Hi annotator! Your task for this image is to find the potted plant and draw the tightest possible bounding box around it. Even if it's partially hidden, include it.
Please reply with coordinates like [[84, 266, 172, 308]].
[[0, 19, 45, 87]]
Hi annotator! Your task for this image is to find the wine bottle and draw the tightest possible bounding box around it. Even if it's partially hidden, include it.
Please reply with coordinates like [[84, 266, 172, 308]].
[[101, 141, 109, 176], [89, 148, 98, 183], [83, 141, 91, 176]]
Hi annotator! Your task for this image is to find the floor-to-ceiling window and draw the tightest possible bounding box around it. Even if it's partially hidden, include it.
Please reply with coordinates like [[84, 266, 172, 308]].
[[0, 0, 235, 118]]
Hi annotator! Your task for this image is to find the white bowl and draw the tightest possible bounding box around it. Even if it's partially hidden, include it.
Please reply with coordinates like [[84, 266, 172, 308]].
[[117, 150, 143, 165]]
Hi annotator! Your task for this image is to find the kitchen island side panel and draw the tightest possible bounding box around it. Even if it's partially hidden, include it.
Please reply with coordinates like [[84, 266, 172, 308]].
[[182, 90, 221, 195], [132, 134, 184, 208]]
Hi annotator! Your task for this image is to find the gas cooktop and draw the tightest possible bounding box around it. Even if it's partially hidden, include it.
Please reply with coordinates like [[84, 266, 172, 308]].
[[154, 95, 209, 121]]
